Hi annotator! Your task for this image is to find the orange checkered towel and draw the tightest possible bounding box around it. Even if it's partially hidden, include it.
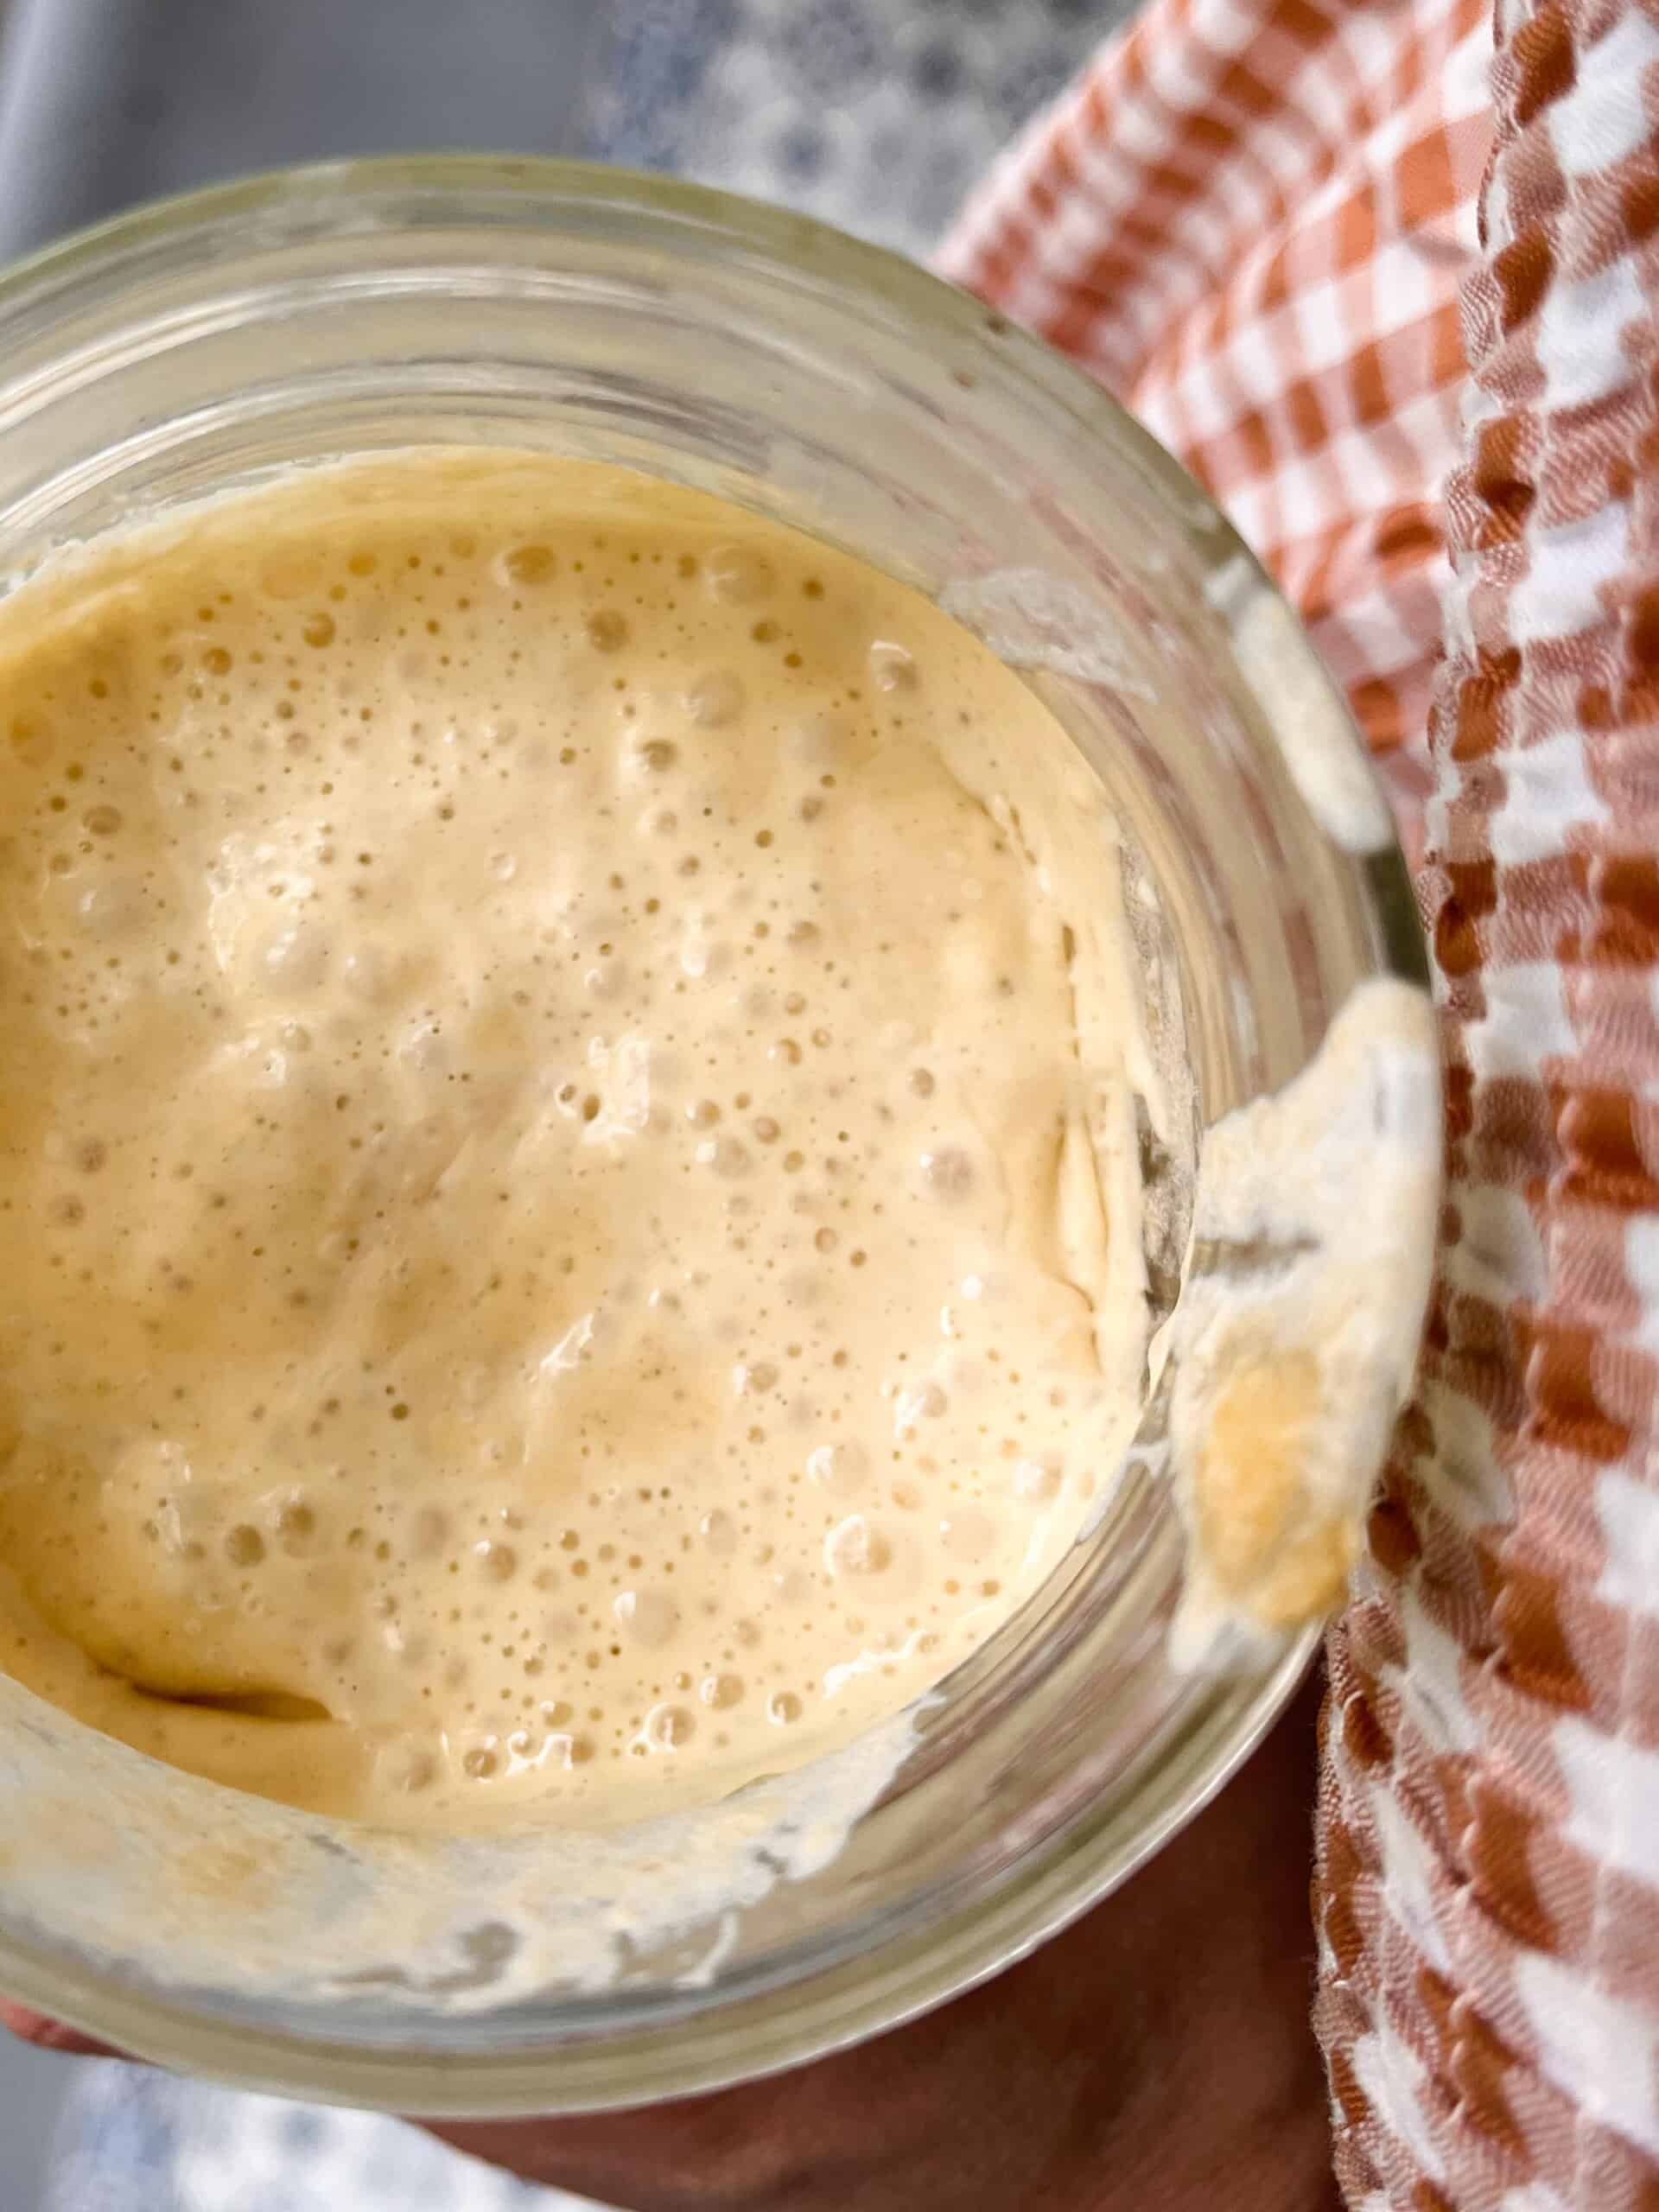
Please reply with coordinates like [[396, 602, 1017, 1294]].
[[942, 1, 1659, 2205]]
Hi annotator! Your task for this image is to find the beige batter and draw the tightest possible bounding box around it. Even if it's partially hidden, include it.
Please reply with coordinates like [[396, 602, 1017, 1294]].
[[0, 453, 1149, 1831]]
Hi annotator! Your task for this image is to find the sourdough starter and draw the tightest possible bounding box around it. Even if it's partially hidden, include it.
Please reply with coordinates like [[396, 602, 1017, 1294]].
[[0, 454, 1149, 1830]]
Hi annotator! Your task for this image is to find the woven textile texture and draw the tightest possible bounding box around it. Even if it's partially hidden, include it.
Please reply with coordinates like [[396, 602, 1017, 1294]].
[[943, 0, 1659, 2203], [940, 0, 1492, 846]]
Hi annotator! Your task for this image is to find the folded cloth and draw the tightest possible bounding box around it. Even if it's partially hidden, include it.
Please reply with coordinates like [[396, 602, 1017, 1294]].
[[944, 2, 1659, 2204], [940, 0, 1491, 849]]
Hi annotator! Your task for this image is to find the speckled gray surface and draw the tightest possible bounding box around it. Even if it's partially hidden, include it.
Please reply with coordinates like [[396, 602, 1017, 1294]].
[[0, 0, 1112, 265], [0, 0, 1122, 2202], [586, 0, 1109, 253], [0, 2034, 75, 2211]]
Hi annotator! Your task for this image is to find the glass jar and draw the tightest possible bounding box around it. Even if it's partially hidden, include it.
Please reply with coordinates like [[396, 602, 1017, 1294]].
[[0, 157, 1438, 2113]]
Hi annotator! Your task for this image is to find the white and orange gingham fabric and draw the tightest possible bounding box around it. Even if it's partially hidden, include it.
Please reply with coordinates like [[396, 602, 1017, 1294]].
[[944, 1, 1659, 2205], [941, 0, 1492, 842]]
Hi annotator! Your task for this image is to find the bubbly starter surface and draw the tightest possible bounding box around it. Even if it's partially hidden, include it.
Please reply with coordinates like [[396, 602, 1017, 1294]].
[[0, 456, 1147, 1829]]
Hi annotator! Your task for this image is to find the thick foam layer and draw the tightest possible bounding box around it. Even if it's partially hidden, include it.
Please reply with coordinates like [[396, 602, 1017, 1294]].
[[0, 454, 1148, 1830]]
